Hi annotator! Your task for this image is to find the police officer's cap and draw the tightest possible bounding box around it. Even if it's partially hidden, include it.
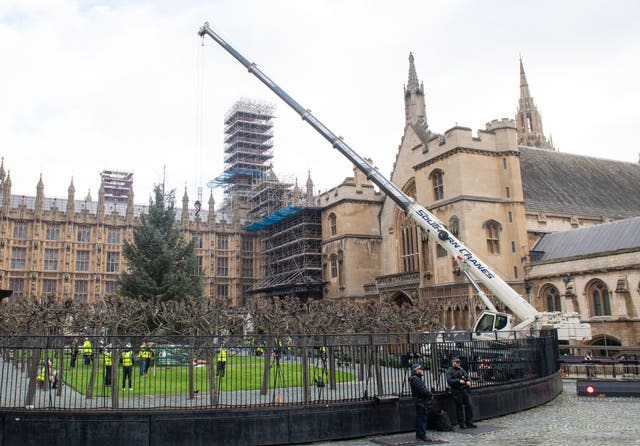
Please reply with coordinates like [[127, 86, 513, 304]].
[[451, 357, 461, 363], [411, 363, 422, 372]]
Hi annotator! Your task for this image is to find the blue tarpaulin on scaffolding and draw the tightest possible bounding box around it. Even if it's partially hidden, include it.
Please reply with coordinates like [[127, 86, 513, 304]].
[[207, 168, 266, 188], [245, 205, 303, 232]]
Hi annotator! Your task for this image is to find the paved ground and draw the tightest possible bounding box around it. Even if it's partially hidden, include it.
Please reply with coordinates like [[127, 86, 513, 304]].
[[299, 379, 640, 446]]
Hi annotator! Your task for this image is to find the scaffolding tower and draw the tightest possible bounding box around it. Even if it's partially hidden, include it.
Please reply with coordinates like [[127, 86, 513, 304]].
[[206, 97, 322, 301], [248, 207, 323, 301], [208, 98, 275, 209], [245, 166, 322, 300], [100, 170, 133, 203], [248, 169, 293, 222]]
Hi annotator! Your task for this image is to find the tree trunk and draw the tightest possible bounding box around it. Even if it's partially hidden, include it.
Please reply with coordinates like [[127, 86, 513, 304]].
[[24, 348, 40, 407], [86, 350, 98, 399]]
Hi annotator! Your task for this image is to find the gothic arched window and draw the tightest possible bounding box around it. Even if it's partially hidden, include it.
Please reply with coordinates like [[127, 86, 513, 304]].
[[541, 284, 561, 312], [330, 254, 338, 278], [329, 212, 337, 236], [396, 179, 422, 272], [588, 280, 612, 316], [483, 220, 502, 254], [431, 169, 444, 201], [400, 220, 420, 271], [449, 216, 460, 238]]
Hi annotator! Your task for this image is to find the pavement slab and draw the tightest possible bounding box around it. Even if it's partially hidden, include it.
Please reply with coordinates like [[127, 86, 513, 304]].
[[299, 379, 640, 446]]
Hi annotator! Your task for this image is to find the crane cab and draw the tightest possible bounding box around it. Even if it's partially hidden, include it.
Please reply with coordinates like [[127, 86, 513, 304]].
[[473, 311, 511, 336]]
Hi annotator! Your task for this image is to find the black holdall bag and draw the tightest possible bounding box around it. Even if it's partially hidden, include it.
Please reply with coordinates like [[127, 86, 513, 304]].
[[427, 407, 453, 432]]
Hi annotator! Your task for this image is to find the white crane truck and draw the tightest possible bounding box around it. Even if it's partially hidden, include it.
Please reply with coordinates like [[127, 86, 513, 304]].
[[198, 22, 591, 343]]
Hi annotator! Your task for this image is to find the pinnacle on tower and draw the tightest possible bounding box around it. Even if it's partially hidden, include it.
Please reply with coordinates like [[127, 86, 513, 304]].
[[403, 53, 428, 130], [519, 58, 530, 97], [516, 58, 554, 150], [407, 52, 422, 95]]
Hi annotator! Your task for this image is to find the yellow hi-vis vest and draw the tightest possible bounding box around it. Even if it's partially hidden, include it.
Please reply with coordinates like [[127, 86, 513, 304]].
[[121, 351, 133, 366], [103, 351, 112, 366], [82, 340, 93, 355], [217, 348, 227, 363]]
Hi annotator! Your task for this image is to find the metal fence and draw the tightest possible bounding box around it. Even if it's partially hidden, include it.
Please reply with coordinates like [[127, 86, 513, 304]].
[[558, 344, 640, 380], [559, 357, 640, 379], [0, 331, 558, 411]]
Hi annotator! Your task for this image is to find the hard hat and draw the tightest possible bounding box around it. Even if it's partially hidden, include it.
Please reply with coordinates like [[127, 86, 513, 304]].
[[125, 342, 132, 348]]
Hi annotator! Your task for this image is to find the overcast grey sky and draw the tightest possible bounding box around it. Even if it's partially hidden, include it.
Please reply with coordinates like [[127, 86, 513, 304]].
[[2, 0, 639, 206]]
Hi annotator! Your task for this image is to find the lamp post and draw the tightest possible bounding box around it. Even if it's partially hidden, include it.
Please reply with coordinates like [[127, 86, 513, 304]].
[[602, 318, 609, 358], [524, 281, 532, 303]]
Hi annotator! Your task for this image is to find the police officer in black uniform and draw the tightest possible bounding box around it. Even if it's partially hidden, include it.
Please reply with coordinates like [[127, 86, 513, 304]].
[[445, 357, 477, 429], [409, 363, 433, 442]]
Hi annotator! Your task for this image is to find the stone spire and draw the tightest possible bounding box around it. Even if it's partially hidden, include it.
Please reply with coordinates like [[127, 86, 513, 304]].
[[0, 157, 5, 185], [35, 174, 44, 215], [2, 171, 11, 209], [516, 58, 554, 150], [181, 187, 189, 225], [305, 170, 314, 203], [66, 178, 75, 217], [404, 53, 428, 129], [407, 53, 422, 94], [207, 191, 215, 226], [292, 179, 301, 206], [97, 179, 105, 220]]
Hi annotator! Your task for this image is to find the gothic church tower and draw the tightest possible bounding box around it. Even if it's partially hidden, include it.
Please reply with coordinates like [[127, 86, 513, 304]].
[[516, 59, 554, 149]]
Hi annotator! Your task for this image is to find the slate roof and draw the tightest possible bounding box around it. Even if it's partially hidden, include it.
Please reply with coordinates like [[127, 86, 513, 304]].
[[519, 147, 640, 219], [531, 216, 640, 262]]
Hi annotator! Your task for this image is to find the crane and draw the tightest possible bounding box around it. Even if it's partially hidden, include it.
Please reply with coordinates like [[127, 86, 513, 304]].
[[198, 22, 591, 342]]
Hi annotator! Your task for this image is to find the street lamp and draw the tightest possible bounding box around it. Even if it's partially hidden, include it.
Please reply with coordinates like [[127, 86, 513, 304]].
[[524, 282, 532, 303]]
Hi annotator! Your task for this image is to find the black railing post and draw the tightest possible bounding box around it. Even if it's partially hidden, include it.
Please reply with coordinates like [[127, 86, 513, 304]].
[[301, 337, 310, 403]]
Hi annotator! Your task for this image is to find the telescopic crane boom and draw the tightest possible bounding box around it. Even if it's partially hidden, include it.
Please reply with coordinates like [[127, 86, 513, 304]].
[[198, 22, 591, 341]]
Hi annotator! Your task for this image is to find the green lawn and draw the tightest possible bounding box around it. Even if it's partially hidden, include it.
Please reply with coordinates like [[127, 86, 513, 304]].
[[62, 355, 354, 396]]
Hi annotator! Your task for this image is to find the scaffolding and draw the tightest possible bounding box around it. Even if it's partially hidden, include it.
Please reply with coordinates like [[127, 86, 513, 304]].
[[249, 207, 323, 300], [100, 170, 132, 203], [247, 169, 293, 222], [205, 97, 322, 301], [208, 98, 275, 203]]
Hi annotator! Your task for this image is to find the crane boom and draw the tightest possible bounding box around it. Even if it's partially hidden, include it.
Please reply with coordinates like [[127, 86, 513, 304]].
[[198, 22, 590, 340]]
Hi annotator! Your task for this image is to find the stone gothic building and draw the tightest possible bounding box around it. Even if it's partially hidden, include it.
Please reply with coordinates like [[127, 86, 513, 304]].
[[0, 167, 260, 308], [319, 56, 640, 347]]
